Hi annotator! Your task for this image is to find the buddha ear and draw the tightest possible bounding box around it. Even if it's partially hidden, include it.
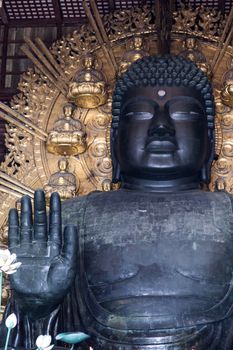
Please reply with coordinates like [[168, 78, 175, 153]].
[[110, 127, 121, 183], [201, 135, 215, 184], [201, 164, 209, 184]]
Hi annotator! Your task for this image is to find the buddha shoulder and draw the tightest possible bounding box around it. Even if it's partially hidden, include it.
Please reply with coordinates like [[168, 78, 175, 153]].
[[61, 189, 233, 227], [61, 190, 133, 226], [61, 191, 114, 226]]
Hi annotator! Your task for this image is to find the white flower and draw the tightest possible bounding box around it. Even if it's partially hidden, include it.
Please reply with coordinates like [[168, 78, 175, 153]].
[[0, 249, 21, 274], [36, 335, 54, 350], [5, 313, 17, 329]]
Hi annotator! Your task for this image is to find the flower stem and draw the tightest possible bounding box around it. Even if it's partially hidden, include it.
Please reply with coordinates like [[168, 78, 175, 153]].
[[4, 328, 11, 350]]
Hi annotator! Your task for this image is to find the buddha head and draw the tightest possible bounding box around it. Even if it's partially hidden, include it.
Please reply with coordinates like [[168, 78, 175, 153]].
[[83, 54, 95, 70], [185, 37, 197, 50], [111, 55, 215, 190], [58, 157, 69, 172], [133, 36, 143, 50], [63, 103, 75, 119]]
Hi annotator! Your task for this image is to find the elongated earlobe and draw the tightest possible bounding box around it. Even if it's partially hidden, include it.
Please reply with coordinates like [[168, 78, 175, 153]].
[[112, 163, 121, 184], [110, 128, 121, 183], [201, 164, 209, 184], [201, 134, 215, 184]]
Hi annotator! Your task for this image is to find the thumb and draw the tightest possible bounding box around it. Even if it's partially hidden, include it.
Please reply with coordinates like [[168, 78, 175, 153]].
[[61, 225, 79, 265]]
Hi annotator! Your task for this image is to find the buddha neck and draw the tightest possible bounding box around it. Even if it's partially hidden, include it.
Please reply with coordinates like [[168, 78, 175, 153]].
[[121, 174, 201, 192]]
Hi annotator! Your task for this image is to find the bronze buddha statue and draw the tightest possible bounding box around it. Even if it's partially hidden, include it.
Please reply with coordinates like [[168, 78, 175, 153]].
[[2, 55, 233, 350]]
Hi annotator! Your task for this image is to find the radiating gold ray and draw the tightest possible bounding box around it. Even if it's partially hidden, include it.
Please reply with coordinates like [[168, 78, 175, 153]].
[[0, 178, 33, 198], [24, 37, 68, 92], [0, 171, 34, 196], [211, 6, 233, 74], [89, 0, 117, 70], [0, 102, 47, 141], [35, 37, 68, 82], [21, 44, 67, 96], [0, 185, 23, 198], [82, 0, 117, 75]]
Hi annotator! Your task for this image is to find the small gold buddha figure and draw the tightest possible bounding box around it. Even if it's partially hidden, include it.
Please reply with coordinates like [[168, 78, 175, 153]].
[[119, 36, 149, 75], [46, 103, 86, 156], [221, 59, 233, 108], [223, 59, 233, 84], [67, 54, 108, 109], [221, 84, 233, 108], [180, 37, 212, 78], [101, 179, 112, 192], [44, 158, 78, 201], [215, 177, 226, 191]]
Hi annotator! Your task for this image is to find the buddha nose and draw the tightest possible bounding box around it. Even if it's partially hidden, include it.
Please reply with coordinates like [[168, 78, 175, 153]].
[[148, 110, 175, 138]]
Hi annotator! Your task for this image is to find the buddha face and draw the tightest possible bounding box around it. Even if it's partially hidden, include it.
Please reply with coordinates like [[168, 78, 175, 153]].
[[185, 37, 196, 50], [116, 86, 209, 180], [134, 36, 143, 49], [63, 104, 74, 118], [84, 55, 94, 69], [58, 159, 68, 172]]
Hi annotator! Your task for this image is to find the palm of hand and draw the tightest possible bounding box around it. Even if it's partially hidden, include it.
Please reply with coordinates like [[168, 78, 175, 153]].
[[8, 190, 78, 318]]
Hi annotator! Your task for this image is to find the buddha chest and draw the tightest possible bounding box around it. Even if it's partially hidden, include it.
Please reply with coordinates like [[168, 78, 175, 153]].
[[62, 190, 233, 328]]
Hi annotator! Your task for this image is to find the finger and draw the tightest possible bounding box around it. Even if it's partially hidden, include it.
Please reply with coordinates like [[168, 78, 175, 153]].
[[34, 189, 47, 242], [61, 225, 78, 264], [49, 192, 62, 251], [20, 195, 33, 244], [8, 208, 19, 249]]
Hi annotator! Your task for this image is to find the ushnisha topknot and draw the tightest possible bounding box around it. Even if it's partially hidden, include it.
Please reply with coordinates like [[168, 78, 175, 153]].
[[112, 55, 215, 130]]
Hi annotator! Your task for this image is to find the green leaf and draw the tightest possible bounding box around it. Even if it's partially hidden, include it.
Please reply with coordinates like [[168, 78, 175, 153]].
[[55, 332, 90, 344]]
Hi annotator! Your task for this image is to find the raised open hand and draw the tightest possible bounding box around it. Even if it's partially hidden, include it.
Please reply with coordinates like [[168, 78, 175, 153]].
[[8, 189, 78, 319]]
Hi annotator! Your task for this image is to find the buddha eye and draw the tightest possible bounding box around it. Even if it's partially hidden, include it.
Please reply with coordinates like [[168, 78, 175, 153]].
[[122, 100, 156, 119], [171, 111, 202, 121], [124, 111, 153, 120], [168, 99, 205, 121]]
